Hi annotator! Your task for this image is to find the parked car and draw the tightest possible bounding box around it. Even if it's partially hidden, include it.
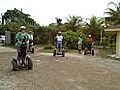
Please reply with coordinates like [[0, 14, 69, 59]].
[[0, 35, 5, 43]]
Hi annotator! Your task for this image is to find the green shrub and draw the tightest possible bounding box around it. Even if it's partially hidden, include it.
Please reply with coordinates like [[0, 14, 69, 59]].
[[62, 31, 87, 49], [63, 31, 79, 49], [44, 44, 53, 49], [101, 37, 109, 48]]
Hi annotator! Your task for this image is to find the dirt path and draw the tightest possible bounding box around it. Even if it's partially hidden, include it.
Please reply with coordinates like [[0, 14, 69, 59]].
[[0, 46, 120, 90], [0, 46, 16, 52]]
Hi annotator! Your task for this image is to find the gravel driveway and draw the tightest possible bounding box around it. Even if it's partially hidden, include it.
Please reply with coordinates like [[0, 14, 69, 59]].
[[0, 46, 120, 90]]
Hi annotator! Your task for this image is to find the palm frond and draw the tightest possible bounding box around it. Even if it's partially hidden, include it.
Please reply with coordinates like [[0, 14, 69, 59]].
[[107, 2, 117, 8]]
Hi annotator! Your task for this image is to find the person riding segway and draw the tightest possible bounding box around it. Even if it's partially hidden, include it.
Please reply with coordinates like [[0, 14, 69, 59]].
[[11, 26, 33, 71], [27, 31, 34, 53], [84, 34, 94, 55], [78, 35, 83, 54], [53, 31, 65, 57]]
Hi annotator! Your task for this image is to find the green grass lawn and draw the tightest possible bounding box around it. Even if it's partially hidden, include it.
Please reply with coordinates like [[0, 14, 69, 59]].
[[97, 48, 112, 58], [96, 48, 120, 61]]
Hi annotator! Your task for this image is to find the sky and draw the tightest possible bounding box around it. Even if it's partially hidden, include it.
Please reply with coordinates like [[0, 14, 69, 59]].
[[0, 0, 119, 25]]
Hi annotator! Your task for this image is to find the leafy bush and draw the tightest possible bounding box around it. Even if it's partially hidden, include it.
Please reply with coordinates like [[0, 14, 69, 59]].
[[101, 37, 109, 48], [44, 44, 53, 49], [62, 31, 88, 49], [62, 31, 79, 49]]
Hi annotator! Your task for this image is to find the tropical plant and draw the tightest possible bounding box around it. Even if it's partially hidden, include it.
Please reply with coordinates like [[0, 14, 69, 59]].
[[2, 8, 38, 32], [66, 15, 82, 32], [62, 31, 79, 49], [105, 1, 120, 25], [85, 16, 104, 41]]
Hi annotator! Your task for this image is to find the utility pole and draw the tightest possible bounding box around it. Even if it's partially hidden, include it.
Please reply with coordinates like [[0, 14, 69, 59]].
[[1, 13, 4, 25], [21, 8, 23, 12], [0, 13, 2, 25], [101, 23, 106, 43]]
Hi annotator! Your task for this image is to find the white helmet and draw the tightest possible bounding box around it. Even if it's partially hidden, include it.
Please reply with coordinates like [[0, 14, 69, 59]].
[[20, 26, 26, 30], [58, 31, 61, 34], [29, 31, 32, 33], [88, 34, 91, 37]]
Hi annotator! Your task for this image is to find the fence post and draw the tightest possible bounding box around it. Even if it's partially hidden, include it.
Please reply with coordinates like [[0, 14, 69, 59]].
[[5, 31, 11, 45]]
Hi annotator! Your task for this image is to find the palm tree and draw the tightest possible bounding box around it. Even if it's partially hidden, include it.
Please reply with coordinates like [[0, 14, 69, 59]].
[[105, 1, 120, 25], [55, 18, 62, 31], [2, 8, 39, 32], [85, 16, 104, 41], [55, 18, 62, 26], [66, 15, 82, 32]]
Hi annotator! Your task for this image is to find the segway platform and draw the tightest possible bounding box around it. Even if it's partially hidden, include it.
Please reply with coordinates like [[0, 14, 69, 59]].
[[12, 55, 33, 71], [53, 48, 65, 57]]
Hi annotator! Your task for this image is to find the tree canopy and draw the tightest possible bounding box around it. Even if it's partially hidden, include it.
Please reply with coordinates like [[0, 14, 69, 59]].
[[105, 2, 120, 25], [0, 1, 119, 48]]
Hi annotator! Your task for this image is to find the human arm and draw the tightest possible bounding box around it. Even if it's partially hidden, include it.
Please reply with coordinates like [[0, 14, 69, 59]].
[[15, 33, 22, 45]]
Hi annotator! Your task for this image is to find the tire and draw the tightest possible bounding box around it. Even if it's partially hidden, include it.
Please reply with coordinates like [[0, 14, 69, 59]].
[[31, 48, 34, 53], [53, 50, 56, 56], [27, 57, 33, 70], [78, 49, 82, 54], [84, 50, 87, 55], [12, 59, 17, 71], [2, 40, 4, 43], [62, 51, 65, 57], [92, 50, 94, 56]]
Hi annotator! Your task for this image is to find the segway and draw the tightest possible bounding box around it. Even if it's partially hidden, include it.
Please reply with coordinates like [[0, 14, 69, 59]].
[[27, 39, 34, 53], [84, 43, 94, 56], [53, 44, 65, 57], [12, 38, 33, 71]]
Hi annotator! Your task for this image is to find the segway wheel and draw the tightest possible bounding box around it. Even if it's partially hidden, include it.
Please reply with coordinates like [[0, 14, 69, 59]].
[[84, 50, 87, 55], [53, 50, 56, 56], [31, 48, 34, 53], [12, 59, 17, 71], [27, 57, 33, 70], [92, 50, 94, 56], [62, 51, 65, 57]]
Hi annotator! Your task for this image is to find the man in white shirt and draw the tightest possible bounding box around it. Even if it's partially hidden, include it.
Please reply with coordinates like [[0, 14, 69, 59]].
[[28, 31, 34, 51], [78, 35, 83, 53], [29, 31, 33, 45], [56, 31, 63, 48]]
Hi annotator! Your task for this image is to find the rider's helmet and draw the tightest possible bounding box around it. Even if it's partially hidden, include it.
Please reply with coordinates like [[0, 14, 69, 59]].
[[58, 31, 62, 36], [88, 34, 92, 38], [20, 26, 26, 32], [20, 26, 26, 30], [79, 34, 82, 37], [29, 31, 32, 34]]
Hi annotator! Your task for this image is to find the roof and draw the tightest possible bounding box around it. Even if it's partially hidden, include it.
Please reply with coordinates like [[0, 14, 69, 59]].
[[105, 24, 120, 32], [105, 29, 120, 32]]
